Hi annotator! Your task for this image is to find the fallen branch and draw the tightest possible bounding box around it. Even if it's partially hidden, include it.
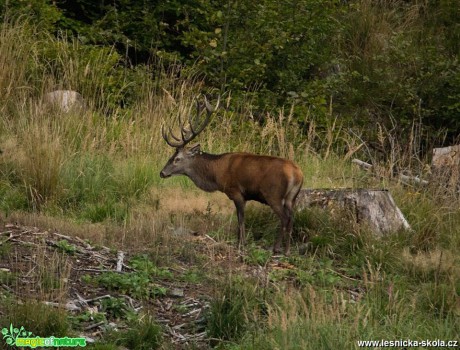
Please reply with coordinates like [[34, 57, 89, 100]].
[[84, 294, 113, 303], [325, 267, 363, 282], [52, 232, 73, 241], [116, 251, 125, 272], [72, 267, 124, 274], [1, 283, 13, 293], [74, 236, 94, 250], [0, 236, 14, 246], [352, 158, 373, 170], [203, 234, 216, 242], [83, 321, 105, 331], [0, 231, 30, 246], [352, 158, 429, 186], [43, 301, 81, 312], [399, 174, 429, 186]]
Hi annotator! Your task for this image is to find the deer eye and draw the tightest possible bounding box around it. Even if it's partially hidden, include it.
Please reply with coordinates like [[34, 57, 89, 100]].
[[174, 157, 180, 163]]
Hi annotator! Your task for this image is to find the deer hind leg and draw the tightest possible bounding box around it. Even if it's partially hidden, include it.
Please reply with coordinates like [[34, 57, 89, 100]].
[[270, 203, 289, 254], [282, 181, 302, 255], [282, 205, 294, 255]]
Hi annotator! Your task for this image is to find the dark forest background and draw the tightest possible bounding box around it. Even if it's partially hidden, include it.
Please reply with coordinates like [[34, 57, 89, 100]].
[[2, 0, 459, 144]]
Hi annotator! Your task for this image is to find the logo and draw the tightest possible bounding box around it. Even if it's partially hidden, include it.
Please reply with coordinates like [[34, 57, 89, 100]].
[[2, 324, 86, 348]]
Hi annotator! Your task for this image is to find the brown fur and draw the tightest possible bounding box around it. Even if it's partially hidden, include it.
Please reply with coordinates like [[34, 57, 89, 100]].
[[161, 145, 303, 254]]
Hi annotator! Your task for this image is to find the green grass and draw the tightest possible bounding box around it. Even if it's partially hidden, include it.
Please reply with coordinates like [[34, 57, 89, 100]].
[[244, 244, 272, 266], [0, 241, 12, 258], [206, 277, 266, 344], [0, 18, 458, 350], [234, 283, 459, 350], [55, 239, 77, 255], [106, 317, 163, 350], [0, 270, 16, 286], [87, 344, 121, 350], [86, 255, 172, 299], [0, 300, 70, 338]]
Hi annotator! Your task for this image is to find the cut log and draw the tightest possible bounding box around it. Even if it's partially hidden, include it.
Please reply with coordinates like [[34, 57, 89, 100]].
[[296, 188, 411, 236], [431, 145, 460, 192]]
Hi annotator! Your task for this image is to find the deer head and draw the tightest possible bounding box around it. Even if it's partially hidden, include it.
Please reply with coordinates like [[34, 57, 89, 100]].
[[160, 95, 220, 178]]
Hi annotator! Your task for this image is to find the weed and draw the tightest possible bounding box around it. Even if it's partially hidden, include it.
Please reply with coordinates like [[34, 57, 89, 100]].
[[0, 241, 12, 258], [181, 268, 205, 284], [269, 257, 343, 288], [173, 304, 189, 314], [91, 268, 169, 300], [70, 311, 107, 330], [0, 270, 16, 286], [0, 183, 29, 214], [416, 282, 459, 317], [101, 297, 132, 319], [81, 274, 92, 284], [244, 245, 272, 266], [110, 316, 163, 350], [245, 206, 279, 243], [0, 300, 70, 337], [129, 254, 173, 279], [93, 272, 151, 299], [206, 277, 265, 343], [0, 15, 459, 350], [55, 239, 77, 255], [153, 286, 168, 296], [81, 201, 129, 224], [86, 344, 121, 350], [35, 249, 71, 297]]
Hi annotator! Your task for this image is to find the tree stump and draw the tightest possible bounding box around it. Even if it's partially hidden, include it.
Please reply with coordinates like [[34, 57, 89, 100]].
[[431, 145, 460, 192], [296, 188, 411, 236]]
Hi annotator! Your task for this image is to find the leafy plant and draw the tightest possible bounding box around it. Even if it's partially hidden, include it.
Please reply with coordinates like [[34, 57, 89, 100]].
[[181, 269, 205, 284], [94, 272, 151, 299], [129, 255, 173, 279], [55, 239, 77, 255], [92, 260, 169, 300], [101, 297, 131, 319], [244, 245, 272, 266], [70, 311, 107, 330]]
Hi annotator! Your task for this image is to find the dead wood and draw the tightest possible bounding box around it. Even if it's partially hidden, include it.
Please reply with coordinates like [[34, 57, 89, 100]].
[[296, 188, 411, 235]]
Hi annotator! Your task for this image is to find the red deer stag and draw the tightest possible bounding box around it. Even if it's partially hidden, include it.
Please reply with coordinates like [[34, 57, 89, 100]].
[[160, 96, 304, 255]]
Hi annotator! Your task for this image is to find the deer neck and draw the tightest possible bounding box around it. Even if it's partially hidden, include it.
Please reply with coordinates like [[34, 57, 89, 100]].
[[185, 153, 222, 192]]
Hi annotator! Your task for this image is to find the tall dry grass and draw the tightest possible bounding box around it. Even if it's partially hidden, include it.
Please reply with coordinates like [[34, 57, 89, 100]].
[[0, 18, 459, 349], [0, 17, 363, 226]]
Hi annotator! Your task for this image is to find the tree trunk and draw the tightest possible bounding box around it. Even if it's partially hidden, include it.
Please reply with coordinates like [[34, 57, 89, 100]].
[[296, 188, 411, 236]]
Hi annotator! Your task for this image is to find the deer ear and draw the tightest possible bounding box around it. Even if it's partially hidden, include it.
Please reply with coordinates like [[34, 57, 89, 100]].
[[188, 143, 201, 156]]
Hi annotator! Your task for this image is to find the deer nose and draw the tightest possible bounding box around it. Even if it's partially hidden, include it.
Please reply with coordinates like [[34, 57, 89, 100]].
[[160, 171, 171, 178]]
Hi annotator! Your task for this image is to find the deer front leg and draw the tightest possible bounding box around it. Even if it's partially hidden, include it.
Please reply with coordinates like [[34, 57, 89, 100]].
[[233, 198, 246, 250]]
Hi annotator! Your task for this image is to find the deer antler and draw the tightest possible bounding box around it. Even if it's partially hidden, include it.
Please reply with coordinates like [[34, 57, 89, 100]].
[[162, 95, 220, 148]]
